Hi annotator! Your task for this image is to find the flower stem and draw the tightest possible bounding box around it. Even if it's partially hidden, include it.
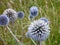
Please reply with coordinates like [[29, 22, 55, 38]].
[[31, 38, 37, 45], [6, 26, 22, 45], [40, 41, 42, 45]]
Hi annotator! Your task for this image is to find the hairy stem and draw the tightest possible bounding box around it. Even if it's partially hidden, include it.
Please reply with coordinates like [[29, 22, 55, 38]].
[[31, 38, 37, 45], [6, 26, 22, 45], [40, 41, 42, 45]]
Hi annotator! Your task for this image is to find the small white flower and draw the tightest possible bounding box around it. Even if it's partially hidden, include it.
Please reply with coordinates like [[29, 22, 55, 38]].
[[3, 8, 17, 23]]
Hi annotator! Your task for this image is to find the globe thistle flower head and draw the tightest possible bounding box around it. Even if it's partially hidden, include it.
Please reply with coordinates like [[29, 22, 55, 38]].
[[40, 17, 49, 24], [0, 15, 9, 26], [17, 11, 24, 19], [30, 6, 38, 17], [3, 8, 17, 23], [26, 19, 50, 41], [28, 15, 34, 20]]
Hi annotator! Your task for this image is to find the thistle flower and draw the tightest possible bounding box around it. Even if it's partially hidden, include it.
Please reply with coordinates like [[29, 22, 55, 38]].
[[17, 11, 24, 19], [40, 17, 49, 23], [0, 15, 9, 26], [26, 19, 50, 41], [30, 6, 38, 17], [28, 15, 34, 20], [3, 8, 17, 23]]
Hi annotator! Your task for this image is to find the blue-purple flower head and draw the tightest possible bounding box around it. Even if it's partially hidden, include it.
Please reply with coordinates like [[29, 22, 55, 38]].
[[30, 6, 38, 17], [26, 19, 50, 41], [40, 17, 49, 24], [17, 11, 24, 19], [3, 8, 17, 23], [0, 15, 9, 26], [28, 15, 34, 20]]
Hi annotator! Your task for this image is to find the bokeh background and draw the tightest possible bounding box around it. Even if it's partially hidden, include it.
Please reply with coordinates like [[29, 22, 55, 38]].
[[0, 0, 60, 45]]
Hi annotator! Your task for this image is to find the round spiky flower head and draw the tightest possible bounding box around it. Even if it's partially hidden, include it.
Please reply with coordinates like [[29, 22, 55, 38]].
[[3, 8, 17, 23], [28, 15, 34, 20], [30, 6, 38, 17], [26, 19, 50, 41], [40, 17, 49, 24], [17, 11, 24, 19], [0, 15, 9, 26]]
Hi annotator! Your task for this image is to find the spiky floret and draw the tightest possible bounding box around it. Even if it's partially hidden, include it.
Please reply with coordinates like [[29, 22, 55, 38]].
[[40, 17, 49, 24], [30, 6, 38, 17], [0, 15, 9, 26], [28, 15, 34, 20], [3, 8, 17, 23], [26, 19, 50, 41], [17, 11, 24, 19]]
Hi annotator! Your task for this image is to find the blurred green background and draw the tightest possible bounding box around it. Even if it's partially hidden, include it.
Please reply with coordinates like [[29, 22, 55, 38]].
[[0, 0, 60, 45]]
